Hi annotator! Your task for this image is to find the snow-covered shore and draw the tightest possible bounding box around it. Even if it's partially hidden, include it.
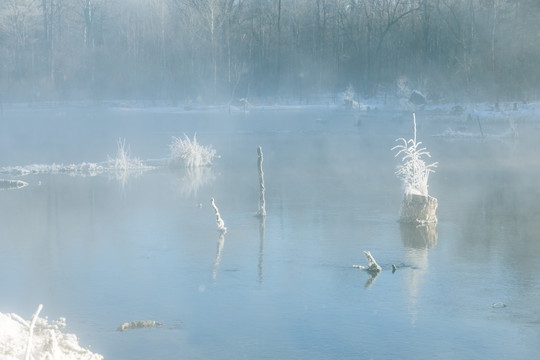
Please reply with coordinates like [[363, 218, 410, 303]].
[[2, 95, 539, 120], [0, 305, 102, 360]]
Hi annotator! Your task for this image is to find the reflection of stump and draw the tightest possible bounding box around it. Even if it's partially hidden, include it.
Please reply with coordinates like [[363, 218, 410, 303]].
[[400, 223, 438, 249], [399, 194, 438, 224]]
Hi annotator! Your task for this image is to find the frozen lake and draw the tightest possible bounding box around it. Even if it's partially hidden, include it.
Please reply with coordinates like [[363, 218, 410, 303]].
[[1, 104, 540, 359]]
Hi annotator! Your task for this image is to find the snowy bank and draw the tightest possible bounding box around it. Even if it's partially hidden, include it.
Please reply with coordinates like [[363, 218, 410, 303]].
[[0, 305, 102, 360]]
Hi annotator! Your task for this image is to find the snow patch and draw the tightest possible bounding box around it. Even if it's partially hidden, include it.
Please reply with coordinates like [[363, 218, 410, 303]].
[[0, 305, 102, 360]]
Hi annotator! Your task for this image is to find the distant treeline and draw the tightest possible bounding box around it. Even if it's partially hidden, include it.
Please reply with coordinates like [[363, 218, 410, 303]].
[[0, 0, 539, 103]]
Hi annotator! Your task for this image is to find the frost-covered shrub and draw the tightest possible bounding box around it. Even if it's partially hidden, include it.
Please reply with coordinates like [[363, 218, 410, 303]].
[[106, 138, 149, 187], [169, 134, 216, 168], [108, 138, 143, 170], [392, 114, 437, 197]]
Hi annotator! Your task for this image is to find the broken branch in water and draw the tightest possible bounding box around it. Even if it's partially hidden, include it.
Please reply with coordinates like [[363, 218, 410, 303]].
[[211, 197, 227, 233], [353, 251, 382, 273], [117, 320, 163, 332]]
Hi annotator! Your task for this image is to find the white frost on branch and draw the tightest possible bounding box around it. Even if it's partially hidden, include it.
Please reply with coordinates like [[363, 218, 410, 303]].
[[392, 114, 438, 196], [257, 146, 266, 217], [211, 197, 227, 233], [353, 251, 382, 273]]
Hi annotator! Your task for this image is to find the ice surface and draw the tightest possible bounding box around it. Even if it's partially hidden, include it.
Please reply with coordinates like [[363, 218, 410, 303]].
[[1, 102, 539, 359]]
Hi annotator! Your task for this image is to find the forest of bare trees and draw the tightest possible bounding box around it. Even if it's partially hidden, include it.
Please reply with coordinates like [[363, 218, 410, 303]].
[[0, 0, 539, 103]]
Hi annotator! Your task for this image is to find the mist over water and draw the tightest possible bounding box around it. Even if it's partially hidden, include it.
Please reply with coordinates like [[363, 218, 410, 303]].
[[1, 105, 540, 359]]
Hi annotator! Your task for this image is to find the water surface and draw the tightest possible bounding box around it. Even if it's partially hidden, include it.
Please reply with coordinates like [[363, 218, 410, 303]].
[[1, 105, 539, 359]]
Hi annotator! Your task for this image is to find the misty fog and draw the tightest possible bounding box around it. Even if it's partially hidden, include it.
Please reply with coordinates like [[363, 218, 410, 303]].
[[0, 0, 539, 103], [1, 1, 540, 360]]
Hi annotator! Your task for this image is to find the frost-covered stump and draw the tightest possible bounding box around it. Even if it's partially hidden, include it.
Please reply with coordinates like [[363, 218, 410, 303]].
[[399, 193, 438, 224], [392, 114, 438, 223]]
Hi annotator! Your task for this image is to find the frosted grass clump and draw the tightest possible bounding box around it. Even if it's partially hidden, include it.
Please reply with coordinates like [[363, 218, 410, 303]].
[[392, 114, 438, 196], [106, 138, 152, 188], [0, 304, 103, 360], [108, 138, 144, 171], [169, 134, 216, 168]]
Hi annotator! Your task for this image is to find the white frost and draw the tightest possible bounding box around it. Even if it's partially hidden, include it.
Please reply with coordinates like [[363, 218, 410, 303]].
[[0, 305, 103, 360], [392, 114, 438, 196], [117, 320, 163, 331], [256, 146, 266, 217], [107, 138, 145, 171], [169, 134, 216, 168], [210, 197, 227, 233], [353, 251, 382, 273]]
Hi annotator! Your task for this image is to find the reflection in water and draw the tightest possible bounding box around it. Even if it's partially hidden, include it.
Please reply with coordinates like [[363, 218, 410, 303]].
[[0, 179, 28, 190], [400, 223, 438, 249], [212, 231, 225, 280], [174, 166, 215, 197], [258, 215, 265, 282], [400, 223, 438, 327], [364, 269, 380, 289], [109, 167, 147, 190]]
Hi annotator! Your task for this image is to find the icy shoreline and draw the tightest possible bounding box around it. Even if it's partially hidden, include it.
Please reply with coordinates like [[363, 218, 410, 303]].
[[2, 96, 539, 119], [0, 306, 102, 360]]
